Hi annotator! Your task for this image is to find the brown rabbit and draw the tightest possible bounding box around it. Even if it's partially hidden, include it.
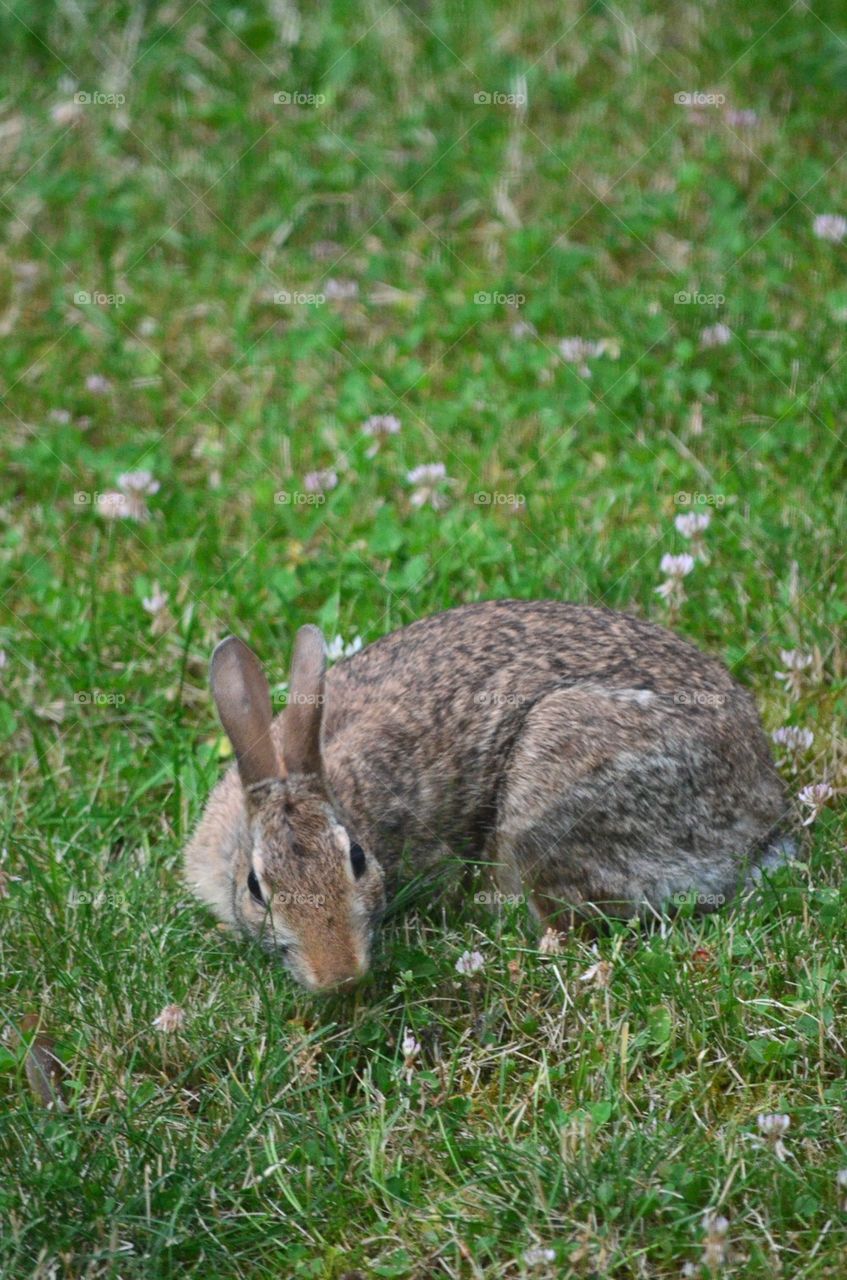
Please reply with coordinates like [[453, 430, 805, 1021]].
[[184, 600, 794, 991]]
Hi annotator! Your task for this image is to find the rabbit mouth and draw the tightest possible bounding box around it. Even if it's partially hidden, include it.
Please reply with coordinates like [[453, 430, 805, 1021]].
[[308, 971, 364, 994], [294, 953, 370, 993], [253, 921, 371, 991], [254, 931, 290, 960]]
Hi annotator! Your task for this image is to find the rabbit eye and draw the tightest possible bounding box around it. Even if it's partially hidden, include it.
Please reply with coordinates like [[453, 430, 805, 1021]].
[[349, 842, 366, 879], [247, 869, 264, 904]]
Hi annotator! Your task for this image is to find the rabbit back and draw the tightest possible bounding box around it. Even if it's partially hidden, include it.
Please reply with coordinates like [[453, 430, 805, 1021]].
[[320, 600, 787, 893]]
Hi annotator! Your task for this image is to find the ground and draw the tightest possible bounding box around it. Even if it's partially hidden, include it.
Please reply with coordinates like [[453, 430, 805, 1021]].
[[1, 1, 846, 1276]]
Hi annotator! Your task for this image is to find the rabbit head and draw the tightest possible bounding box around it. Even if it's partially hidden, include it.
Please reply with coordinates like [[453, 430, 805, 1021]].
[[210, 626, 385, 992]]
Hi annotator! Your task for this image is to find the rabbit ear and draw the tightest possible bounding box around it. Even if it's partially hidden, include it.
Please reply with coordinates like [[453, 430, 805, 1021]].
[[283, 624, 326, 777], [210, 636, 283, 789]]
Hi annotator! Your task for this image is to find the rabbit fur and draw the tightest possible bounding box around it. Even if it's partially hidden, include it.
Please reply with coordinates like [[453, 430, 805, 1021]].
[[184, 599, 794, 991]]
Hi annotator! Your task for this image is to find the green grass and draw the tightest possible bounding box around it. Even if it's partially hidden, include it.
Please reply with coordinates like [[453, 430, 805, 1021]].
[[1, 0, 846, 1275]]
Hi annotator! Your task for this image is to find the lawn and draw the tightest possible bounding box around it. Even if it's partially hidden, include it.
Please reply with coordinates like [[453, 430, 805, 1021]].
[[1, 0, 846, 1275]]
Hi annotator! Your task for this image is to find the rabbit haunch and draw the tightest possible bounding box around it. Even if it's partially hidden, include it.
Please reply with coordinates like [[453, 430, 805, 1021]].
[[184, 599, 792, 990]]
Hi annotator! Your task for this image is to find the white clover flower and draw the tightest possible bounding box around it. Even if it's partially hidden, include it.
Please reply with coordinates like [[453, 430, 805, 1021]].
[[813, 214, 847, 243], [51, 100, 84, 126], [772, 726, 814, 752], [401, 1028, 420, 1059], [362, 413, 401, 458], [655, 553, 695, 607], [771, 725, 814, 772], [776, 649, 814, 699], [325, 634, 363, 662], [324, 278, 358, 300], [93, 470, 159, 522], [559, 336, 593, 365], [455, 949, 485, 976], [362, 413, 401, 438], [579, 959, 612, 987], [142, 584, 168, 615], [660, 553, 696, 577], [398, 1028, 422, 1084], [524, 1246, 556, 1266], [407, 462, 450, 510], [798, 781, 834, 826], [757, 1112, 790, 1160], [726, 108, 758, 128], [118, 470, 160, 496], [702, 1212, 729, 1237], [757, 1113, 790, 1137], [538, 927, 562, 956], [558, 336, 618, 377], [303, 469, 338, 494], [85, 374, 111, 394], [96, 491, 146, 521], [778, 649, 813, 673], [152, 1004, 186, 1032], [407, 462, 446, 485], [674, 511, 711, 561], [700, 323, 732, 349], [700, 1211, 730, 1271], [675, 512, 711, 537]]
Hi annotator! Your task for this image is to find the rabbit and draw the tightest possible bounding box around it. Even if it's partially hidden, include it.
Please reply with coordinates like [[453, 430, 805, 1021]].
[[183, 598, 795, 991]]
